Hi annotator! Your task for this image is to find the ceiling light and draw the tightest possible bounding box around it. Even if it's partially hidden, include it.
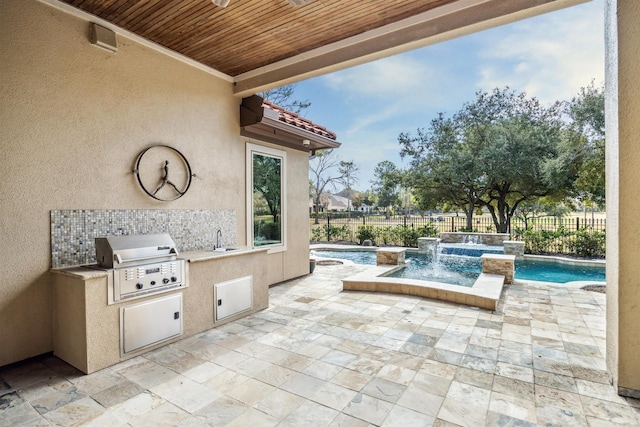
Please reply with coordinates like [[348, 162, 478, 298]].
[[212, 0, 230, 7]]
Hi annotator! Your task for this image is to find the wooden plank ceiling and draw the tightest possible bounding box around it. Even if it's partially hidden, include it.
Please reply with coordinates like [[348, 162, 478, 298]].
[[60, 0, 458, 77]]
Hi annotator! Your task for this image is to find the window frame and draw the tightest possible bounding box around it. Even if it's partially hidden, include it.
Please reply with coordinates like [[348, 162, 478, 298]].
[[246, 143, 287, 253]]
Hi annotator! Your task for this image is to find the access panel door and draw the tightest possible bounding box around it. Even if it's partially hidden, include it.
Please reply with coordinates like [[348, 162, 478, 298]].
[[215, 276, 253, 321], [121, 293, 183, 355]]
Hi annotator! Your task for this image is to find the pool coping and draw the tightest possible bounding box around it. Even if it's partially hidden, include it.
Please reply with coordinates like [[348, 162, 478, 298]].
[[522, 254, 605, 268], [341, 263, 504, 311]]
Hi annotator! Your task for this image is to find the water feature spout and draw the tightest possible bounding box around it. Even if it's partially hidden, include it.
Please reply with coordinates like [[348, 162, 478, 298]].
[[431, 238, 444, 277], [462, 234, 480, 245]]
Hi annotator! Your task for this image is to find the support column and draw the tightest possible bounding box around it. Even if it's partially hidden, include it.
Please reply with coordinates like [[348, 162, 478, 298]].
[[481, 254, 515, 284], [376, 248, 406, 266], [503, 241, 525, 258], [605, 0, 640, 398]]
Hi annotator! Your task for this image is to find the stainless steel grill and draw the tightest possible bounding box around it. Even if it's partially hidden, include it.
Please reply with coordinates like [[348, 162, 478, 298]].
[[95, 234, 186, 304]]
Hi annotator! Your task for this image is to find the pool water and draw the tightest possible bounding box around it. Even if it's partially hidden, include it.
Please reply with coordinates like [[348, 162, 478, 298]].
[[514, 259, 606, 283], [311, 249, 606, 286]]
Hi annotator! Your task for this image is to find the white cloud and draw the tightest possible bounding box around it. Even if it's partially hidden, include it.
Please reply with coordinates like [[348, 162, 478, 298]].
[[475, 0, 605, 103], [305, 0, 605, 189], [321, 56, 435, 100], [318, 56, 440, 139]]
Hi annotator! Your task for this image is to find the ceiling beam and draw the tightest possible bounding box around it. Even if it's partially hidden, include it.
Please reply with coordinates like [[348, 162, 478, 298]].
[[233, 0, 589, 97]]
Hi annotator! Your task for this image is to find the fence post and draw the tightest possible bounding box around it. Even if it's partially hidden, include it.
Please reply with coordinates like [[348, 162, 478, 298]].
[[402, 216, 407, 247], [576, 217, 580, 231], [327, 215, 330, 242], [451, 217, 455, 232]]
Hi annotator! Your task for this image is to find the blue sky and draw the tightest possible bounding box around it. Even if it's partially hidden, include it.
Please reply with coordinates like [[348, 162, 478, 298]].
[[296, 0, 605, 189]]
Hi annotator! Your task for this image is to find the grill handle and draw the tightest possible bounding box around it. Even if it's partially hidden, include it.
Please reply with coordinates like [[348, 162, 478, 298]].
[[113, 248, 179, 265]]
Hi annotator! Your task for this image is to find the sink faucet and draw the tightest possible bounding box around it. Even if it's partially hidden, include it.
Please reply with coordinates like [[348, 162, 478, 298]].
[[216, 229, 222, 249]]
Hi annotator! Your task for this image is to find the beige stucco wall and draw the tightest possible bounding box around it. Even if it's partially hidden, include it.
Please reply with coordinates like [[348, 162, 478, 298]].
[[605, 0, 640, 396], [0, 0, 310, 367]]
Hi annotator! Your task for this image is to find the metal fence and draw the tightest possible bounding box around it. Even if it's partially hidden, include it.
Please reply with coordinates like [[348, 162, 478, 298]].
[[309, 213, 606, 257]]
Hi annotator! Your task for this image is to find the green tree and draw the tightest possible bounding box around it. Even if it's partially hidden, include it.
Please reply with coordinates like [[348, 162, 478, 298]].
[[561, 82, 605, 206], [338, 160, 359, 219], [465, 89, 568, 233], [372, 161, 403, 218], [400, 113, 487, 230], [362, 189, 377, 212], [351, 191, 364, 212], [514, 198, 573, 229], [310, 150, 346, 223], [400, 88, 570, 233]]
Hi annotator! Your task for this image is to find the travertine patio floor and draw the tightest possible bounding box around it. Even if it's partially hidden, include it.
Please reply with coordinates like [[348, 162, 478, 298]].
[[1, 263, 639, 426]]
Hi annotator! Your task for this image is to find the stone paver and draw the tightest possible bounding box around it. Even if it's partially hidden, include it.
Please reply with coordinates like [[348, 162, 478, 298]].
[[1, 263, 638, 426]]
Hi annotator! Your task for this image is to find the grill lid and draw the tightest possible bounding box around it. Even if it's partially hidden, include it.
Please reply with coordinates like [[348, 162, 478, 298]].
[[95, 233, 178, 268]]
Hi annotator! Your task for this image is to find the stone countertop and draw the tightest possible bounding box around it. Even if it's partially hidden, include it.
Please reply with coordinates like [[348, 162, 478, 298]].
[[50, 246, 269, 277], [182, 246, 269, 263], [50, 265, 110, 279]]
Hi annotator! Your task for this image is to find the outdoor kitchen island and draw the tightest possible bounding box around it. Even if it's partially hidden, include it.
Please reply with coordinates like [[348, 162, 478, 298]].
[[52, 246, 269, 374]]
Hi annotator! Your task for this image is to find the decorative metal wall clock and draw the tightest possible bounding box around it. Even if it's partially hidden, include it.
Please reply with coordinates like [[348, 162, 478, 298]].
[[133, 145, 193, 201]]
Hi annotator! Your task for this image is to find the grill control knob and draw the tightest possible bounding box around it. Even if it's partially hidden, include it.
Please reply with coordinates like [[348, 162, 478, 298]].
[[163, 278, 170, 284], [150, 281, 156, 286], [136, 283, 143, 290], [171, 276, 178, 283]]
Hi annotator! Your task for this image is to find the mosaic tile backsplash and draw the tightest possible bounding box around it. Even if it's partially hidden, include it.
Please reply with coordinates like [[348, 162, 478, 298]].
[[51, 209, 236, 268]]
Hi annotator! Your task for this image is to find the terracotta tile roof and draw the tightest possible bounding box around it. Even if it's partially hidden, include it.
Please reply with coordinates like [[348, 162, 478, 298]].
[[263, 100, 337, 141]]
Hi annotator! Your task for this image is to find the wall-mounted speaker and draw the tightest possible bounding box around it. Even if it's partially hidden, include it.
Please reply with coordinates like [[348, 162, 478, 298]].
[[90, 23, 117, 53]]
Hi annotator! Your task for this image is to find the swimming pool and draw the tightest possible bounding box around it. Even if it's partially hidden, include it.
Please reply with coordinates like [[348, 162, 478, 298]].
[[311, 249, 606, 286]]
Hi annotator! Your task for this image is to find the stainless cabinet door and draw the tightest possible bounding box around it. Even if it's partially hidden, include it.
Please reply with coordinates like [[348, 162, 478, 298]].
[[215, 276, 253, 321], [121, 293, 182, 354]]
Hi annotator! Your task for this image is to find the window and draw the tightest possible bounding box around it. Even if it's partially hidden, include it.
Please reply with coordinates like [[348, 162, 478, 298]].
[[246, 143, 286, 252]]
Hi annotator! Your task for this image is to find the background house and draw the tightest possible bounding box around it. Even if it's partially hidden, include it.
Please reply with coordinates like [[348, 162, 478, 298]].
[[310, 193, 351, 213]]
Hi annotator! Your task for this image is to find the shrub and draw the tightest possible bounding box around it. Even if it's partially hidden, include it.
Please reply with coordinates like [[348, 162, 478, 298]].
[[416, 224, 439, 238], [310, 224, 353, 242], [393, 224, 438, 246], [356, 225, 376, 245], [310, 226, 327, 242], [568, 228, 606, 258], [377, 226, 395, 245], [523, 227, 571, 254], [328, 225, 352, 241], [521, 226, 604, 258], [395, 225, 417, 246]]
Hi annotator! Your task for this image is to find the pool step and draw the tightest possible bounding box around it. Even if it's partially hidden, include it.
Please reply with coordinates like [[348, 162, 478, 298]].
[[343, 270, 505, 311]]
